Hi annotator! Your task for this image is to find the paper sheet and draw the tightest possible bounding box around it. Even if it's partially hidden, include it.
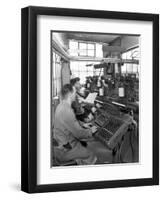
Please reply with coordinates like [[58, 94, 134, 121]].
[[83, 92, 98, 104]]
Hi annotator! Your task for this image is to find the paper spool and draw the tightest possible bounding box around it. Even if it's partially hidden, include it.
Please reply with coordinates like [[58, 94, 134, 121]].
[[118, 87, 125, 97], [99, 88, 104, 96]]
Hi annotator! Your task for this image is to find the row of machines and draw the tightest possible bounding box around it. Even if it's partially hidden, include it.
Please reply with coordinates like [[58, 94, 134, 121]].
[[85, 73, 139, 103], [84, 71, 138, 150]]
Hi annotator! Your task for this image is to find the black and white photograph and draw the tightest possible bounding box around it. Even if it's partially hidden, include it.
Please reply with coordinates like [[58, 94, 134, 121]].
[[21, 6, 159, 193], [51, 31, 139, 167]]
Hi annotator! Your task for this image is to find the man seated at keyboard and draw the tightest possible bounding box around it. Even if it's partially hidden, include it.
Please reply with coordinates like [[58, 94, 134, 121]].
[[70, 77, 96, 124], [53, 84, 97, 165], [70, 77, 85, 115]]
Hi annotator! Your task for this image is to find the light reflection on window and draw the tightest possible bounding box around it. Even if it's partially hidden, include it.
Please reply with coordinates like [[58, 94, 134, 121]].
[[121, 47, 140, 75], [52, 51, 62, 97], [69, 40, 103, 58], [70, 61, 102, 84]]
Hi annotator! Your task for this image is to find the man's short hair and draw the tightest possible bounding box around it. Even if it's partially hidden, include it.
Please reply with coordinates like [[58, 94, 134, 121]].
[[61, 84, 74, 99], [70, 77, 80, 86]]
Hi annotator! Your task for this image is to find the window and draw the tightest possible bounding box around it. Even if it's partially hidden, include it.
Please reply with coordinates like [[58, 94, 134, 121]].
[[78, 42, 95, 57], [52, 51, 62, 97], [69, 40, 103, 58], [96, 43, 103, 57], [121, 47, 140, 75], [79, 42, 87, 56], [87, 43, 95, 57], [69, 41, 78, 56], [69, 40, 103, 84], [70, 61, 103, 84], [121, 64, 127, 74]]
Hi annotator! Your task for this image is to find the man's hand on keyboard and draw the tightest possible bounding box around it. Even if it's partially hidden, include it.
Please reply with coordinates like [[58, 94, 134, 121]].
[[90, 126, 98, 134], [82, 122, 92, 129], [91, 106, 96, 113]]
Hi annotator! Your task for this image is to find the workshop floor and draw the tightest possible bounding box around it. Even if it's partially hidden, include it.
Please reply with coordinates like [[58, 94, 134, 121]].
[[87, 131, 139, 165]]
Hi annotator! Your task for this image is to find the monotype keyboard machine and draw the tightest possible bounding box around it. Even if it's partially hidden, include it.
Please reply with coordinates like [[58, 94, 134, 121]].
[[94, 103, 132, 150]]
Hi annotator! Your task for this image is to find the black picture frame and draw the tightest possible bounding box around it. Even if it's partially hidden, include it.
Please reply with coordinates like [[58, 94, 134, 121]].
[[21, 6, 159, 193]]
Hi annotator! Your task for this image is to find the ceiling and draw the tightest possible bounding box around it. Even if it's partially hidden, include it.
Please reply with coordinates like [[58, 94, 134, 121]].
[[52, 32, 139, 56], [63, 32, 120, 44]]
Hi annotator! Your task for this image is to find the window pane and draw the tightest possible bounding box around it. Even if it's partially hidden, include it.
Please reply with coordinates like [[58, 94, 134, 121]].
[[52, 63, 56, 78], [122, 52, 127, 59], [79, 49, 87, 56], [127, 64, 133, 73], [70, 61, 78, 71], [132, 49, 140, 59], [121, 64, 127, 73], [52, 52, 56, 78], [88, 49, 94, 57], [70, 51, 78, 56], [94, 69, 102, 76], [53, 52, 56, 63], [88, 43, 94, 49], [125, 52, 129, 59], [79, 42, 87, 49], [133, 64, 138, 73], [96, 44, 103, 57], [69, 41, 78, 49], [71, 71, 80, 78], [56, 63, 61, 78], [79, 62, 87, 71], [87, 70, 94, 76]]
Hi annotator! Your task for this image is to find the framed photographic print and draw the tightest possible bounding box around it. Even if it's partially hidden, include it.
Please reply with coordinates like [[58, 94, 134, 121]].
[[21, 6, 159, 193]]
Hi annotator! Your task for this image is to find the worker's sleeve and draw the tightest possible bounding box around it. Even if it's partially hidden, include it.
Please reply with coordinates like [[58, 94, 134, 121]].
[[62, 107, 92, 139]]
